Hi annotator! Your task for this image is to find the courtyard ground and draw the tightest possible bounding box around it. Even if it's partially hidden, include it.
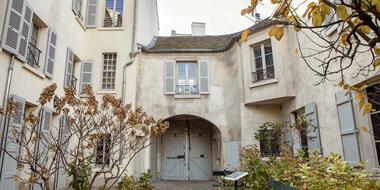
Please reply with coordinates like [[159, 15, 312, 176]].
[[154, 180, 225, 190]]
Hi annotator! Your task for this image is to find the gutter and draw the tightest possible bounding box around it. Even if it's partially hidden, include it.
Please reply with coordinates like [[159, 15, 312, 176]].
[[0, 55, 15, 181]]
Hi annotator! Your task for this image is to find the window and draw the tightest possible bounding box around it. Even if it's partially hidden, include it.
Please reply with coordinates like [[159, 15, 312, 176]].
[[102, 53, 117, 90], [252, 41, 274, 82], [367, 84, 380, 164], [294, 110, 309, 157], [65, 49, 80, 91], [104, 0, 124, 27], [96, 134, 111, 166], [176, 62, 198, 94], [72, 0, 84, 20], [258, 129, 280, 157], [26, 23, 42, 68]]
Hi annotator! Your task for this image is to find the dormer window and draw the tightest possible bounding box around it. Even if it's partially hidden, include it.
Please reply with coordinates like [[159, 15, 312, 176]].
[[252, 40, 274, 82]]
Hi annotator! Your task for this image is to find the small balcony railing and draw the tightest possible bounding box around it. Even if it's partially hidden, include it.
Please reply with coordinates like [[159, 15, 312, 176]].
[[252, 69, 275, 82], [103, 16, 122, 27], [27, 43, 41, 68], [71, 76, 78, 90], [176, 85, 199, 95]]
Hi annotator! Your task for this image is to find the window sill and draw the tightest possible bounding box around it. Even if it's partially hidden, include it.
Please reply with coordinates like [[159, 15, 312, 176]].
[[250, 78, 278, 88], [75, 16, 86, 31], [174, 94, 201, 99], [96, 90, 117, 94], [98, 27, 124, 31], [23, 64, 45, 79]]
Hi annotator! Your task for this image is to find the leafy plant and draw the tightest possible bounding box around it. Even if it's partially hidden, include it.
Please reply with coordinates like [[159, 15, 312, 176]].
[[117, 170, 154, 190]]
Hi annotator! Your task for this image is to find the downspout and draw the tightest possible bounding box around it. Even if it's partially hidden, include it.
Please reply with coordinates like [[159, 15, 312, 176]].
[[121, 0, 138, 105], [0, 55, 15, 181]]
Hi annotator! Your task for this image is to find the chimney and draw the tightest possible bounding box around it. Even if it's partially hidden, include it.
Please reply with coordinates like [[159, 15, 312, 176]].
[[171, 30, 177, 36], [191, 22, 206, 36]]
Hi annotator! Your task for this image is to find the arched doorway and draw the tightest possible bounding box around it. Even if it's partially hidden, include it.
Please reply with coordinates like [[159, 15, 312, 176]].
[[157, 115, 222, 181]]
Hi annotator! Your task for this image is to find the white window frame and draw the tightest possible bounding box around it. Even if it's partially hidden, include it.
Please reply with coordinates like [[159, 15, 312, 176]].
[[104, 0, 124, 27], [176, 61, 199, 95], [101, 53, 117, 90], [252, 40, 274, 82]]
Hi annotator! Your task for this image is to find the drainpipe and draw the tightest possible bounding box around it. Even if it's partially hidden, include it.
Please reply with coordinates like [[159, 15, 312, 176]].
[[121, 0, 138, 105], [0, 55, 15, 181]]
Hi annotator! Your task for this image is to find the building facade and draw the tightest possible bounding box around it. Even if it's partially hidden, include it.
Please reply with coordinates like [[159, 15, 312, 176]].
[[0, 0, 158, 189]]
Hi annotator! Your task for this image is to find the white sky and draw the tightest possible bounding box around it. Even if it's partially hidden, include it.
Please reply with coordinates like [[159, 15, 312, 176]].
[[157, 0, 277, 36]]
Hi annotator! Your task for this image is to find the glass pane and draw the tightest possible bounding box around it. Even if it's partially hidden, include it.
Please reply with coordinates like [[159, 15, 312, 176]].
[[266, 65, 275, 79], [115, 0, 123, 26], [265, 54, 273, 66], [264, 42, 272, 54], [371, 113, 380, 141], [255, 57, 263, 69], [253, 46, 261, 57], [177, 64, 186, 85], [187, 63, 197, 85], [367, 84, 380, 112], [255, 68, 264, 81]]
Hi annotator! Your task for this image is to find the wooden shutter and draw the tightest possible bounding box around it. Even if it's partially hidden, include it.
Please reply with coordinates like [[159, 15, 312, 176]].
[[80, 62, 93, 93], [304, 103, 322, 154], [198, 60, 209, 94], [64, 48, 74, 87], [86, 0, 98, 27], [164, 61, 175, 94], [335, 91, 361, 164], [16, 1, 33, 62], [1, 0, 27, 57], [0, 95, 25, 190], [44, 29, 57, 78], [224, 141, 240, 170]]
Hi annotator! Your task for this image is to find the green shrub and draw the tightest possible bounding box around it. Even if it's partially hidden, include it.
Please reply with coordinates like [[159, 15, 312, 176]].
[[239, 146, 380, 190], [117, 170, 154, 190]]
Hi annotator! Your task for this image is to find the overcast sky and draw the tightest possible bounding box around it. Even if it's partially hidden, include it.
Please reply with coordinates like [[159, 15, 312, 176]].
[[157, 0, 276, 36]]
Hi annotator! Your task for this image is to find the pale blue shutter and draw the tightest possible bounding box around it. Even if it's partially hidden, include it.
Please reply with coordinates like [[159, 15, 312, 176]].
[[17, 1, 33, 62], [0, 95, 25, 190], [80, 62, 93, 93], [305, 103, 322, 154], [224, 141, 240, 170], [72, 0, 79, 15], [164, 61, 175, 94], [64, 48, 74, 87], [86, 0, 98, 27], [283, 116, 293, 150], [44, 29, 57, 78], [335, 91, 361, 164], [1, 0, 24, 55], [198, 60, 209, 94], [55, 115, 68, 190]]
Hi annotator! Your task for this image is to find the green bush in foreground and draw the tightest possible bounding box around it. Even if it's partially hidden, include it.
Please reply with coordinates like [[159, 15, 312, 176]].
[[239, 146, 380, 190], [117, 170, 154, 190]]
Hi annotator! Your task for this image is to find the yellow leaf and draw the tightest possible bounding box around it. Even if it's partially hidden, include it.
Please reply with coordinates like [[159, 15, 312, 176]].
[[337, 5, 349, 20], [240, 30, 250, 43], [374, 58, 380, 67], [359, 85, 369, 91], [377, 3, 380, 12], [363, 103, 373, 114], [359, 100, 365, 110], [271, 0, 282, 4], [374, 48, 380, 56], [251, 0, 259, 8], [268, 27, 284, 41], [360, 126, 369, 132], [312, 11, 323, 26], [241, 6, 253, 16], [303, 2, 316, 18], [343, 83, 350, 90], [338, 80, 344, 87], [360, 25, 371, 34], [355, 92, 365, 101], [341, 33, 350, 47], [320, 3, 331, 16], [294, 26, 301, 32]]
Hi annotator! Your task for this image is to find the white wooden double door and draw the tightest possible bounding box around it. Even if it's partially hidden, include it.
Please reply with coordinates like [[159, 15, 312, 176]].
[[162, 123, 211, 180]]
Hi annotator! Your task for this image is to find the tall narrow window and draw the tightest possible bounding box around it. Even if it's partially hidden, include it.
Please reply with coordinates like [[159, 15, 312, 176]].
[[102, 53, 117, 90], [176, 62, 198, 94], [96, 134, 111, 166], [367, 84, 380, 164], [104, 0, 123, 27], [252, 41, 274, 82], [27, 23, 42, 68]]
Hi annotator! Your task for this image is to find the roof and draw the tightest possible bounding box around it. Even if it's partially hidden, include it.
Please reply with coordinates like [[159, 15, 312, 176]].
[[141, 19, 278, 54]]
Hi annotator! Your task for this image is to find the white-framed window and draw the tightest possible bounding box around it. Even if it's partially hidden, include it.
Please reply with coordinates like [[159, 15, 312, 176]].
[[104, 0, 124, 27], [102, 53, 117, 90], [72, 0, 84, 20], [176, 62, 198, 94], [258, 129, 281, 157], [95, 133, 111, 166], [367, 84, 380, 164], [252, 40, 274, 82], [26, 22, 41, 68]]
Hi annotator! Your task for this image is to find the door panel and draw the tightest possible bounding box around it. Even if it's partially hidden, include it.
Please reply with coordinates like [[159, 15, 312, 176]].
[[189, 124, 210, 180], [162, 128, 186, 180]]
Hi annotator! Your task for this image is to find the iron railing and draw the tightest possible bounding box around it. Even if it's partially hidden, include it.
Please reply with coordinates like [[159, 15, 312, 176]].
[[252, 69, 275, 82], [27, 43, 41, 68], [71, 76, 78, 90], [103, 16, 122, 27], [176, 85, 199, 95]]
